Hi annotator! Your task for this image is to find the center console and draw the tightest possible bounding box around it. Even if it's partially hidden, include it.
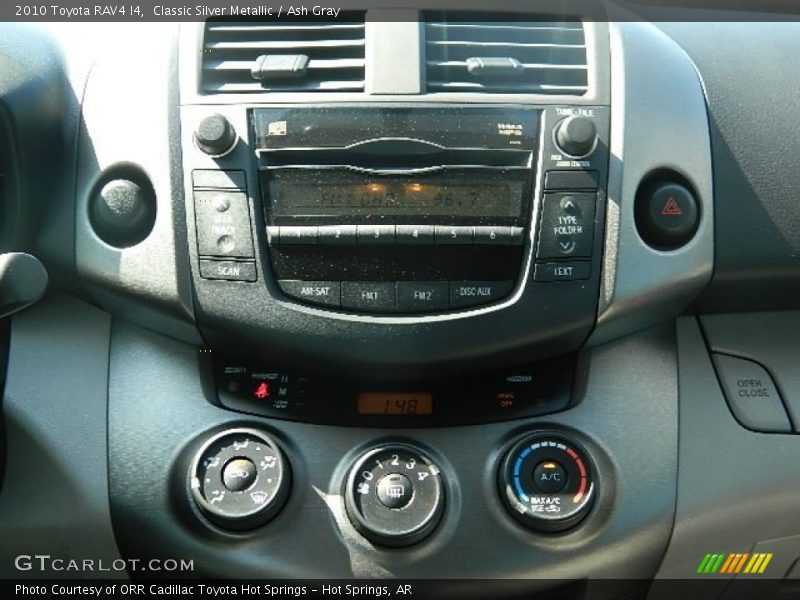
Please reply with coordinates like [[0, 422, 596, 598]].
[[46, 13, 713, 589]]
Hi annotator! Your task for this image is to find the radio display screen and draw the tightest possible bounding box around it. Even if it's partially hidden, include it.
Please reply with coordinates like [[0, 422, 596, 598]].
[[268, 175, 525, 219]]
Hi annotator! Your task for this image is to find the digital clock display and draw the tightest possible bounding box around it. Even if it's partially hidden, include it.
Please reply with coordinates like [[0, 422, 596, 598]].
[[357, 393, 434, 415]]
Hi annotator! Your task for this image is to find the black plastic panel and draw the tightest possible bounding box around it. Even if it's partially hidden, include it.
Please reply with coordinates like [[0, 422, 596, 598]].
[[213, 353, 574, 426], [182, 104, 610, 378]]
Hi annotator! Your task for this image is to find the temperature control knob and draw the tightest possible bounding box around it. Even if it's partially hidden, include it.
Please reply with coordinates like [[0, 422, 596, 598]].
[[554, 115, 597, 158], [194, 114, 237, 157], [189, 428, 290, 530], [499, 433, 595, 532], [345, 445, 445, 547]]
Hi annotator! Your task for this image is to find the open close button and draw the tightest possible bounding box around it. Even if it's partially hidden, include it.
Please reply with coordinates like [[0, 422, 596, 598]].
[[712, 354, 792, 433]]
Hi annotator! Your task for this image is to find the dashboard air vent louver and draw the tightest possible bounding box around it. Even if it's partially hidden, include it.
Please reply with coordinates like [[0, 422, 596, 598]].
[[424, 13, 588, 95], [201, 15, 366, 93]]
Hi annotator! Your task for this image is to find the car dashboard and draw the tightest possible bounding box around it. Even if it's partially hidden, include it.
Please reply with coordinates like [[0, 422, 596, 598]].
[[0, 6, 799, 599]]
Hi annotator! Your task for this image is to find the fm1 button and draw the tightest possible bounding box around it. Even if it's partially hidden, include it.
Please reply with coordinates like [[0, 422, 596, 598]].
[[222, 458, 258, 492], [377, 473, 413, 509], [533, 461, 567, 494], [636, 181, 700, 249]]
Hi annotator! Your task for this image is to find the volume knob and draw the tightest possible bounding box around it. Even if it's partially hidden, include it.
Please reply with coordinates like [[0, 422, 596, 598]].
[[194, 114, 237, 157], [555, 115, 597, 158]]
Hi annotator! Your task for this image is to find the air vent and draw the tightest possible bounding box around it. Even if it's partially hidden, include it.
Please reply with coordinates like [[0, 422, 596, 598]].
[[201, 16, 366, 94], [424, 14, 588, 95]]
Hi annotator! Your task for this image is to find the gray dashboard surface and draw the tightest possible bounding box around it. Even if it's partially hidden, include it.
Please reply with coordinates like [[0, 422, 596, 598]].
[[0, 295, 123, 578], [656, 22, 800, 313], [652, 315, 800, 591], [108, 318, 678, 588]]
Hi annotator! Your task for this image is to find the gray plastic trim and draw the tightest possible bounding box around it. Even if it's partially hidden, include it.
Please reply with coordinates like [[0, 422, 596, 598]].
[[74, 24, 199, 344], [179, 19, 610, 107], [0, 295, 123, 578], [589, 20, 714, 346], [366, 12, 422, 95], [651, 316, 800, 589]]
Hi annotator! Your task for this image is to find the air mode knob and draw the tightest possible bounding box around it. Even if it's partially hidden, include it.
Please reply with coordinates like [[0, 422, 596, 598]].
[[555, 115, 597, 158], [194, 113, 238, 157], [189, 428, 290, 530]]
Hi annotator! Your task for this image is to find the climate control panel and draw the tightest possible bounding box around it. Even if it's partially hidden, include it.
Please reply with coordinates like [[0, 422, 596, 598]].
[[185, 428, 598, 541]]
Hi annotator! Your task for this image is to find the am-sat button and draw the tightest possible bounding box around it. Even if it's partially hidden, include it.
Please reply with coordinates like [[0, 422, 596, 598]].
[[278, 280, 341, 307]]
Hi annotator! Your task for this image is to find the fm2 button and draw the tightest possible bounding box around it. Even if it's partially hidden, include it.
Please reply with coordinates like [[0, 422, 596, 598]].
[[635, 181, 700, 249]]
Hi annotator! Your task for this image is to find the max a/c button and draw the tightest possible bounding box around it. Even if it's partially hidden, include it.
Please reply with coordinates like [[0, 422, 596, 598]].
[[200, 260, 257, 282], [534, 261, 590, 282]]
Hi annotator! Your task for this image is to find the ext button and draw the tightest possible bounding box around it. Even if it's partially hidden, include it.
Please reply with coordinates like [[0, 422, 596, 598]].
[[396, 225, 435, 245], [435, 225, 474, 245], [450, 280, 514, 309], [341, 282, 396, 313], [396, 281, 449, 313], [199, 260, 257, 282], [278, 280, 341, 307], [537, 193, 596, 259], [534, 261, 591, 282], [357, 225, 396, 245]]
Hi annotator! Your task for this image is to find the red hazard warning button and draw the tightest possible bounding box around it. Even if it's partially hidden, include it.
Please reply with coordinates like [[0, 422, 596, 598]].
[[660, 197, 683, 216], [636, 181, 700, 249]]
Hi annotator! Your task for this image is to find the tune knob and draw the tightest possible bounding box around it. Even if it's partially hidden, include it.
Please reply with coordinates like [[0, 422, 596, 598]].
[[499, 432, 595, 532], [189, 428, 290, 530], [345, 444, 445, 547], [554, 115, 597, 158], [194, 113, 238, 157]]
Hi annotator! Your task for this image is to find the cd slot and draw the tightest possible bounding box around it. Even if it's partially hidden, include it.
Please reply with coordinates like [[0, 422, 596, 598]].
[[258, 146, 532, 172]]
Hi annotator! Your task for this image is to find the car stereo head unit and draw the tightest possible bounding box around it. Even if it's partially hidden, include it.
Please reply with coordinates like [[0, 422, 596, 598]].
[[254, 106, 539, 313]]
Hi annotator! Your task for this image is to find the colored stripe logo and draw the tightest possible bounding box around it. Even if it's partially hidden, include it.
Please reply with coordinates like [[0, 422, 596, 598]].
[[696, 553, 773, 574]]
